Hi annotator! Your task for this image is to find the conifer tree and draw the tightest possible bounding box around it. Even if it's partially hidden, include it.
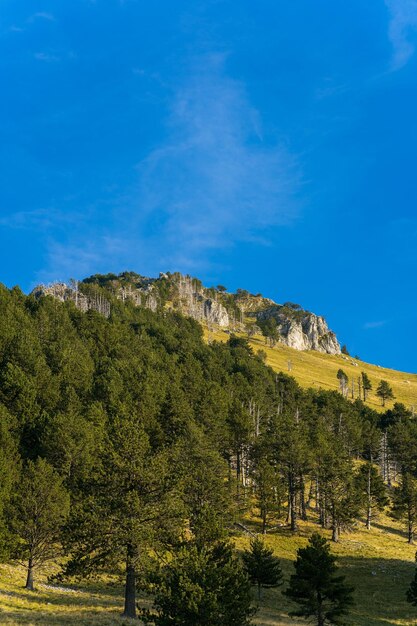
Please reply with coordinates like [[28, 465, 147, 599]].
[[391, 473, 417, 543], [9, 458, 69, 590], [242, 536, 283, 600], [376, 380, 395, 407], [361, 372, 372, 401], [406, 552, 417, 606], [336, 369, 348, 397], [285, 533, 354, 626], [355, 463, 388, 529], [141, 541, 255, 626]]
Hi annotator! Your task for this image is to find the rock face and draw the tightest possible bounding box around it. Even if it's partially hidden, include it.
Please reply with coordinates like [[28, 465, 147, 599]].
[[203, 299, 229, 327], [31, 272, 341, 356], [256, 306, 341, 355], [31, 283, 111, 317]]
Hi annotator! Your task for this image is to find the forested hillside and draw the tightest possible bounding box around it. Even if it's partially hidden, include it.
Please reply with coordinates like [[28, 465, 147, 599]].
[[1, 282, 417, 624]]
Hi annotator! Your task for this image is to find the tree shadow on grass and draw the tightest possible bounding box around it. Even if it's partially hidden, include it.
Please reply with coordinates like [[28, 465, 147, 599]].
[[0, 610, 137, 626], [371, 520, 410, 540]]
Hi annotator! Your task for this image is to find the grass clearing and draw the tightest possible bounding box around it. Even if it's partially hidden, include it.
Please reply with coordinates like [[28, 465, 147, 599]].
[[235, 510, 417, 626], [205, 327, 417, 413], [1, 512, 417, 625], [0, 516, 417, 626]]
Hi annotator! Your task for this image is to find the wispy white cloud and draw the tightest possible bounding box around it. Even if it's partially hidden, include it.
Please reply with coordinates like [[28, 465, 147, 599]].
[[35, 54, 301, 281], [363, 320, 387, 329], [34, 51, 60, 62], [131, 53, 300, 269], [0, 208, 83, 230], [385, 0, 417, 70], [29, 12, 55, 22]]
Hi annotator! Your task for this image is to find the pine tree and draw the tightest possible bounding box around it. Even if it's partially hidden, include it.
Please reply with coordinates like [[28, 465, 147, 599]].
[[9, 458, 69, 590], [251, 456, 284, 533], [337, 370, 348, 397], [406, 552, 417, 606], [141, 541, 255, 626], [62, 416, 183, 618], [361, 372, 372, 402], [376, 380, 395, 407], [285, 533, 354, 626], [391, 473, 417, 543], [243, 536, 283, 600], [355, 463, 388, 529]]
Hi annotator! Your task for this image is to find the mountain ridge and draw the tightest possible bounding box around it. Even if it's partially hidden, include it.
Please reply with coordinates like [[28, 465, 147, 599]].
[[31, 270, 341, 355]]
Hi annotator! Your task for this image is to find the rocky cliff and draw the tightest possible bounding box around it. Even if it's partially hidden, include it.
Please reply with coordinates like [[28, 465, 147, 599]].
[[256, 305, 341, 355], [31, 271, 340, 355]]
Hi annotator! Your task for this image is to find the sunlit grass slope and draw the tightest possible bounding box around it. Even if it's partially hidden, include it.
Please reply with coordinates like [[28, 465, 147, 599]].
[[235, 511, 417, 626], [1, 513, 416, 626], [205, 327, 417, 413]]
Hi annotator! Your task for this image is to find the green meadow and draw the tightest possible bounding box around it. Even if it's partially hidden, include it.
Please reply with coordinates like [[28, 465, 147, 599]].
[[1, 511, 416, 625]]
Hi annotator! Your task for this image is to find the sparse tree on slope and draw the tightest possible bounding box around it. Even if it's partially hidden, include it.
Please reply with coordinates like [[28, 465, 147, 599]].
[[376, 380, 395, 407], [391, 473, 417, 544], [354, 463, 388, 530], [361, 372, 372, 402], [337, 370, 348, 398], [9, 458, 69, 590], [243, 536, 283, 600], [285, 533, 354, 626]]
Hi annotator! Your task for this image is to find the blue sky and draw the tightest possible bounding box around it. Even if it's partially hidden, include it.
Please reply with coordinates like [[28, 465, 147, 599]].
[[1, 1, 417, 372]]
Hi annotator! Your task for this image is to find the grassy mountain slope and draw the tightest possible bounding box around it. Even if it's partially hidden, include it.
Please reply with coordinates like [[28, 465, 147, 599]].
[[1, 511, 415, 625], [205, 326, 417, 412]]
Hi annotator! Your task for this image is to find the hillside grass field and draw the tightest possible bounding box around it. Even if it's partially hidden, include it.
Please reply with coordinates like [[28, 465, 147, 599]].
[[2, 319, 417, 625], [205, 326, 417, 413], [1, 512, 416, 625]]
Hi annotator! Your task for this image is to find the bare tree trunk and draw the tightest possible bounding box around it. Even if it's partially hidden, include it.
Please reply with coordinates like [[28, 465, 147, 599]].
[[123, 544, 137, 619], [408, 514, 414, 545], [25, 557, 34, 591], [289, 473, 298, 531], [300, 475, 307, 521], [366, 465, 372, 530]]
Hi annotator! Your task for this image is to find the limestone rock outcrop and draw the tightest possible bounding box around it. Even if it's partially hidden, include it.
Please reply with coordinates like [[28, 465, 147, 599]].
[[203, 299, 229, 327], [256, 306, 341, 355]]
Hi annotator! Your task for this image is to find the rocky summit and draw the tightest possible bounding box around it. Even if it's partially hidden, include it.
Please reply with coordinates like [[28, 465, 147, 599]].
[[31, 270, 341, 355]]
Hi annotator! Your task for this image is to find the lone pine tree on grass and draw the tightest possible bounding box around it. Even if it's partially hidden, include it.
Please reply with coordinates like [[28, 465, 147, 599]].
[[376, 380, 395, 407], [9, 458, 69, 591], [360, 372, 372, 401], [285, 533, 354, 626], [243, 536, 283, 600]]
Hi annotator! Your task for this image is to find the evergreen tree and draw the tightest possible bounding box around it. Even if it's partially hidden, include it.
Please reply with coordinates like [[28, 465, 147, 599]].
[[9, 458, 69, 590], [406, 552, 417, 606], [361, 372, 372, 401], [318, 446, 359, 541], [62, 417, 183, 618], [250, 449, 284, 533], [391, 473, 417, 543], [285, 533, 354, 626], [242, 536, 283, 600], [141, 541, 255, 626], [336, 370, 348, 397], [376, 380, 395, 407], [354, 463, 388, 529]]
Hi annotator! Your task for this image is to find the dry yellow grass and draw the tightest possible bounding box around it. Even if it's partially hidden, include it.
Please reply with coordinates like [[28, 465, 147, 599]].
[[234, 507, 417, 626], [1, 512, 416, 626], [205, 327, 417, 413]]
